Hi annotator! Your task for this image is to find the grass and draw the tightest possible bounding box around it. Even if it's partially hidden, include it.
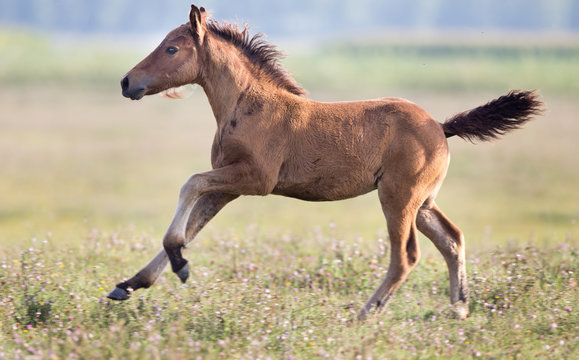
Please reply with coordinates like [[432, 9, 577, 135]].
[[0, 30, 578, 358], [0, 31, 139, 86], [0, 229, 576, 359], [285, 37, 579, 96]]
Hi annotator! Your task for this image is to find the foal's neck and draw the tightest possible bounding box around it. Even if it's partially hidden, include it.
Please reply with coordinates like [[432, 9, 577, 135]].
[[199, 36, 254, 123]]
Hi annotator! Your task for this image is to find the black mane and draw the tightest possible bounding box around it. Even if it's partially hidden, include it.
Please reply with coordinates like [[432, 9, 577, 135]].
[[206, 20, 306, 96]]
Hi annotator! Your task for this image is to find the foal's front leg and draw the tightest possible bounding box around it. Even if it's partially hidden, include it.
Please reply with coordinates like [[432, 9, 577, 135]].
[[108, 192, 238, 300], [163, 164, 268, 282]]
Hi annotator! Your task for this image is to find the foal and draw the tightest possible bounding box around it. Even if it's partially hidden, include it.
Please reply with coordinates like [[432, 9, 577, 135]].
[[109, 5, 543, 320]]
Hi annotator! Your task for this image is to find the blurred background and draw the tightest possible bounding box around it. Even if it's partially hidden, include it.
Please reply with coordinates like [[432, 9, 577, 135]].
[[1, 0, 578, 35], [0, 0, 577, 253]]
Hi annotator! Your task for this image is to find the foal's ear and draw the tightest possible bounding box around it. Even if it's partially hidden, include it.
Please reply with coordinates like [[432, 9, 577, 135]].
[[189, 4, 207, 40]]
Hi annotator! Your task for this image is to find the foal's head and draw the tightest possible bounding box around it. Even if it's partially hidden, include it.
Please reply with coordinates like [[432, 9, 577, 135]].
[[121, 5, 207, 100]]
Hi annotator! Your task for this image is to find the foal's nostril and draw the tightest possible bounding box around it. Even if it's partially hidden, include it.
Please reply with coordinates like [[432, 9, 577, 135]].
[[120, 74, 147, 100], [121, 76, 129, 92]]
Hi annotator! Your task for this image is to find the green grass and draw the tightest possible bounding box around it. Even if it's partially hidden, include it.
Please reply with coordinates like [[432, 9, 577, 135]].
[[285, 38, 579, 95], [0, 230, 576, 359], [0, 31, 139, 86]]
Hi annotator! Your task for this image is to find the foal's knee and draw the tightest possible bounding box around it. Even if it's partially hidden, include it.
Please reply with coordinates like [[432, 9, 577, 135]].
[[179, 174, 201, 200]]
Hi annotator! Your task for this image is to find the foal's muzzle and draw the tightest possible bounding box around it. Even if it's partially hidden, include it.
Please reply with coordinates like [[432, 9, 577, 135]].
[[121, 75, 146, 100]]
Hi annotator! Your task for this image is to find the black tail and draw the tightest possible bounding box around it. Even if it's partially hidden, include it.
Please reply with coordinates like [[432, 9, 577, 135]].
[[443, 90, 544, 142]]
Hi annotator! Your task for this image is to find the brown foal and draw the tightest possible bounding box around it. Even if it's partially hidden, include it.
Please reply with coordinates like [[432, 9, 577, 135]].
[[109, 4, 543, 320]]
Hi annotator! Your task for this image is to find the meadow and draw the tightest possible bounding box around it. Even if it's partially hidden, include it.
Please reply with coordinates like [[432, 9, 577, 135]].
[[0, 31, 577, 358]]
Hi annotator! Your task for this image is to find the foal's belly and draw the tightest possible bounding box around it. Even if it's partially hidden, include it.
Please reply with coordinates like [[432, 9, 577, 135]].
[[271, 170, 377, 202]]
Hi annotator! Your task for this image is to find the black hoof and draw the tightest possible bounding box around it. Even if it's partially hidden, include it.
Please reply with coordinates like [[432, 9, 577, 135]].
[[107, 286, 131, 301], [176, 262, 190, 283]]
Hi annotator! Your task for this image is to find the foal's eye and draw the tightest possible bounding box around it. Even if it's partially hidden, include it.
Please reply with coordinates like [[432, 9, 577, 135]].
[[166, 46, 178, 55]]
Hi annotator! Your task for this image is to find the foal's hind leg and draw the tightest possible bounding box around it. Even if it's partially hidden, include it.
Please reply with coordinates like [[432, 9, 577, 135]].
[[417, 201, 468, 319], [358, 187, 422, 320], [108, 192, 237, 300]]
